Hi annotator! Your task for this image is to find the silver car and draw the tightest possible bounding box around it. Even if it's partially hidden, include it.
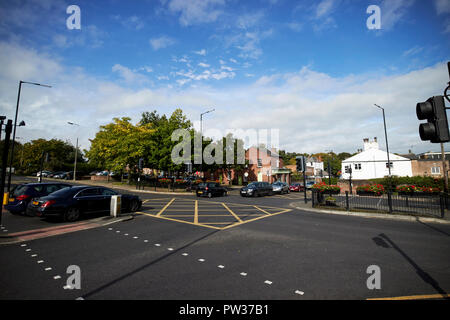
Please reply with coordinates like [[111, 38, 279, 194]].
[[272, 181, 290, 194]]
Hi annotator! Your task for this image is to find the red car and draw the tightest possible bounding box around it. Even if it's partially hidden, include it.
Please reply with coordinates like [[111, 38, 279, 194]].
[[289, 183, 305, 192]]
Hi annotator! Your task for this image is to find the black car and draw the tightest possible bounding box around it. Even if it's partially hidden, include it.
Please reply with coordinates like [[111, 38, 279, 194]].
[[240, 182, 273, 197], [196, 182, 228, 198], [26, 186, 142, 222], [5, 183, 71, 215]]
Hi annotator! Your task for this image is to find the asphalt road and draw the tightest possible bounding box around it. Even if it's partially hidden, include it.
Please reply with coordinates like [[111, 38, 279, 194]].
[[1, 177, 450, 301]]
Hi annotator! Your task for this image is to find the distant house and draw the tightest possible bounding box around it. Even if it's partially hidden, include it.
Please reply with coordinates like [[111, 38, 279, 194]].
[[246, 146, 291, 184], [341, 137, 412, 180], [409, 151, 450, 177], [286, 156, 328, 183]]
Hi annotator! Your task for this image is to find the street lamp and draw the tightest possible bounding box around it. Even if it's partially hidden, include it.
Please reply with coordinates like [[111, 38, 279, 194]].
[[7, 80, 51, 193], [67, 122, 80, 181], [374, 104, 391, 178]]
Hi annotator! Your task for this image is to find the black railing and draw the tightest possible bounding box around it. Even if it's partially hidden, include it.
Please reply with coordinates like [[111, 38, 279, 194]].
[[312, 190, 447, 218]]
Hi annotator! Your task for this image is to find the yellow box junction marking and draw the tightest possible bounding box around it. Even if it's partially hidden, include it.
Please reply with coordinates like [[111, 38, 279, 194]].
[[221, 203, 243, 223], [156, 198, 176, 216]]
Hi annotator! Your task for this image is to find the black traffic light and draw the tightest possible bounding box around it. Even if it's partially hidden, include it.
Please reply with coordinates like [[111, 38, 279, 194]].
[[345, 166, 352, 174], [416, 96, 449, 143], [296, 156, 305, 172]]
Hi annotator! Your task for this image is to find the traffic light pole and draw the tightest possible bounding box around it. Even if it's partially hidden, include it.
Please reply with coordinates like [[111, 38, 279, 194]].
[[441, 142, 448, 193], [0, 120, 13, 226]]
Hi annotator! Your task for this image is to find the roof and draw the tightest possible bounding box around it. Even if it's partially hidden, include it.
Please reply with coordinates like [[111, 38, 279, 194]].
[[342, 148, 411, 163]]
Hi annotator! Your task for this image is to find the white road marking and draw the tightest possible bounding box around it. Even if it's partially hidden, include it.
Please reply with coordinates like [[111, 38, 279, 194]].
[[45, 267, 52, 271], [155, 244, 161, 247], [116, 231, 120, 233], [76, 297, 84, 300], [108, 228, 113, 230], [182, 253, 188, 256], [295, 290, 305, 295], [31, 254, 37, 257], [218, 265, 225, 269], [168, 248, 174, 251], [240, 272, 247, 276], [25, 249, 31, 252], [264, 280, 273, 285], [124, 233, 129, 236], [133, 236, 138, 239], [53, 275, 61, 280], [144, 240, 148, 242], [198, 259, 205, 262], [37, 260, 44, 264], [21, 244, 27, 247], [63, 285, 74, 290]]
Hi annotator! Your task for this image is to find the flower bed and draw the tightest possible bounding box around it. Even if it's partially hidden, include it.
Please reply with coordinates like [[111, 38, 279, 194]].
[[311, 182, 340, 194], [396, 185, 440, 196], [356, 184, 385, 196]]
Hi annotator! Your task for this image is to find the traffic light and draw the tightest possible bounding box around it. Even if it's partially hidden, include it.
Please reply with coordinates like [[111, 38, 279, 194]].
[[138, 158, 144, 170], [296, 156, 305, 172], [345, 166, 352, 174], [416, 96, 450, 143]]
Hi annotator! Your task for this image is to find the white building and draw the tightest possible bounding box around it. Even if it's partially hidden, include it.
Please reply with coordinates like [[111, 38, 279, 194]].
[[341, 138, 412, 180]]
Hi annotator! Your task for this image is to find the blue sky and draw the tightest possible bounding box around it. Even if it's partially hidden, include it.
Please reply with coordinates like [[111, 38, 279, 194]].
[[0, 0, 449, 155]]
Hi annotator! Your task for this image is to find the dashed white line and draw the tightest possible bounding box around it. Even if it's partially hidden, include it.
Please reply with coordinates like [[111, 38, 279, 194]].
[[264, 280, 273, 285], [116, 231, 120, 233], [44, 267, 52, 271], [155, 244, 161, 247], [240, 272, 247, 276], [168, 248, 174, 251], [54, 275, 61, 280], [198, 259, 205, 262], [37, 260, 44, 264], [218, 265, 225, 269], [295, 290, 305, 295], [182, 253, 189, 256], [31, 254, 37, 257], [21, 244, 27, 247], [133, 236, 138, 239], [124, 233, 129, 236], [144, 240, 148, 243], [25, 249, 31, 252]]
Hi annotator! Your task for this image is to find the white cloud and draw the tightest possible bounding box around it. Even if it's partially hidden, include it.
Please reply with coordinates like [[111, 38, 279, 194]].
[[380, 0, 415, 30], [167, 0, 225, 26], [112, 64, 150, 84], [194, 49, 207, 56], [112, 15, 145, 30], [150, 35, 176, 50], [434, 0, 450, 14], [198, 62, 210, 68]]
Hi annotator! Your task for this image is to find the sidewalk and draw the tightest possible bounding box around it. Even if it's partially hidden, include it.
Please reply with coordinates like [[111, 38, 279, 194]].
[[290, 200, 450, 225]]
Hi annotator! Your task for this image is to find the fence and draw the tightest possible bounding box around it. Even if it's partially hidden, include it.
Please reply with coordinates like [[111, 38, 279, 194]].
[[311, 190, 447, 218]]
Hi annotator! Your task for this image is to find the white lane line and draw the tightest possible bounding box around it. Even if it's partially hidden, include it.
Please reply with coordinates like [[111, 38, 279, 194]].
[[182, 253, 188, 256], [3, 230, 8, 232], [218, 265, 225, 269], [63, 285, 74, 290], [124, 233, 129, 236], [44, 267, 52, 271], [154, 244, 161, 247], [31, 254, 37, 257], [108, 228, 113, 230], [240, 272, 247, 276], [76, 297, 84, 300], [144, 240, 148, 243], [25, 249, 31, 252], [264, 280, 272, 285], [168, 248, 174, 251], [133, 236, 138, 239], [116, 231, 120, 233], [295, 290, 305, 295], [21, 244, 27, 247], [198, 259, 205, 262], [37, 260, 44, 264], [53, 275, 61, 280]]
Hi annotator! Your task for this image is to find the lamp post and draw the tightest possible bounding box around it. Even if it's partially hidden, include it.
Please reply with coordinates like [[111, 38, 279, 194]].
[[200, 108, 214, 177], [374, 104, 391, 177], [68, 122, 80, 181], [7, 80, 51, 193]]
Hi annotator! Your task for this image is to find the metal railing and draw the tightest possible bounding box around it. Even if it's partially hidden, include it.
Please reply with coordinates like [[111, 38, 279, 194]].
[[312, 190, 447, 218]]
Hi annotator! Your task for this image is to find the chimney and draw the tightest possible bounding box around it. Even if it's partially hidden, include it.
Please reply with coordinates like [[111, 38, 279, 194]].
[[374, 137, 377, 142]]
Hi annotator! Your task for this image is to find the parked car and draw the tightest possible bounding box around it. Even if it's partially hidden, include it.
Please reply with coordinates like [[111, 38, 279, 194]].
[[26, 186, 142, 222], [49, 171, 65, 178], [36, 170, 52, 177], [196, 182, 227, 198], [52, 171, 71, 179], [96, 171, 109, 176], [240, 182, 273, 197], [5, 183, 71, 215], [289, 183, 305, 192], [272, 181, 290, 194]]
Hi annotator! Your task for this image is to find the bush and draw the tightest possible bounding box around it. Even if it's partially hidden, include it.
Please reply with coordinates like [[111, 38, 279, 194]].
[[369, 176, 444, 191]]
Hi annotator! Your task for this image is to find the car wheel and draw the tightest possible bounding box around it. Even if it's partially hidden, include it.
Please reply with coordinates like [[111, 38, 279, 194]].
[[130, 199, 140, 212], [64, 207, 80, 222]]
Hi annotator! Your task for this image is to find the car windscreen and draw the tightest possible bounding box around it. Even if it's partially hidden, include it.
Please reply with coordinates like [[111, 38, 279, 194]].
[[198, 183, 207, 188], [247, 182, 258, 188], [12, 185, 28, 196]]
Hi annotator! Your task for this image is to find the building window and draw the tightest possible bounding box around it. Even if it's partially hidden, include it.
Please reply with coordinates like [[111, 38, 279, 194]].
[[431, 166, 441, 174], [257, 159, 262, 167], [354, 163, 361, 170]]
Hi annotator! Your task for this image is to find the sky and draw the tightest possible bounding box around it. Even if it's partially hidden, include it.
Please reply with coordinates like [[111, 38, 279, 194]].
[[0, 0, 449, 157]]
